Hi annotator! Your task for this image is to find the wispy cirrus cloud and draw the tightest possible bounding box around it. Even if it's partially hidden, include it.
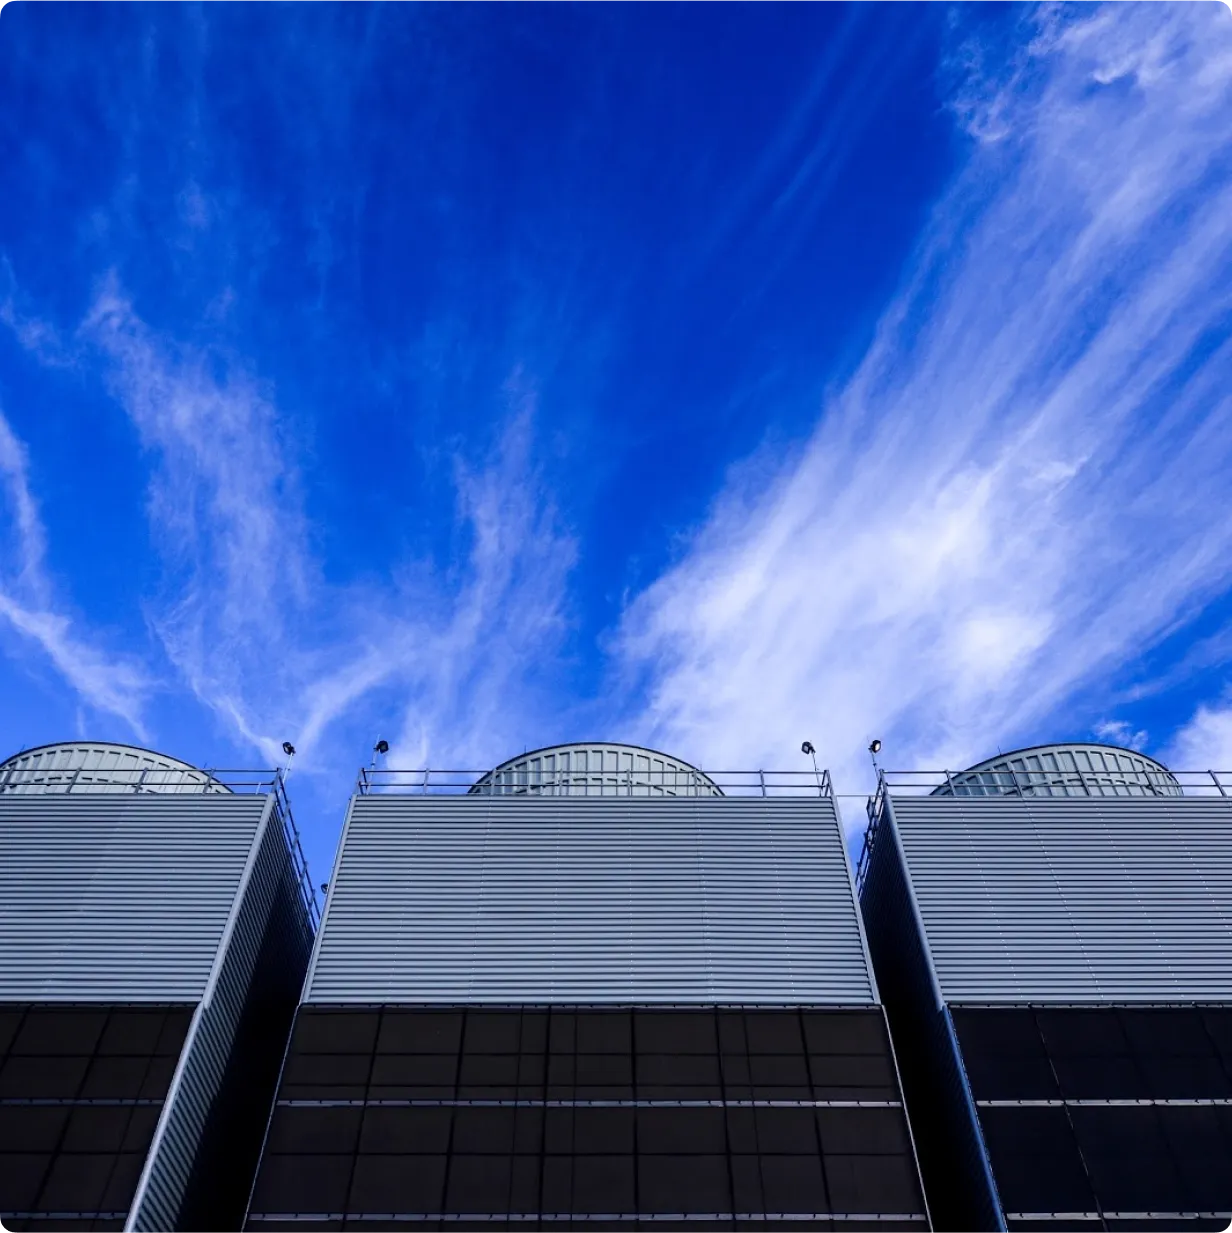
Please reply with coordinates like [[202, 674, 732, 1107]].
[[618, 3, 1232, 807], [0, 409, 151, 736], [79, 280, 575, 774]]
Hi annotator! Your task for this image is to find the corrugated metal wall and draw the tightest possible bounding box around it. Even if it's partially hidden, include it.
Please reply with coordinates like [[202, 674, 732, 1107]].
[[307, 795, 874, 1004], [129, 796, 313, 1231], [889, 794, 1232, 1002], [0, 794, 268, 1001]]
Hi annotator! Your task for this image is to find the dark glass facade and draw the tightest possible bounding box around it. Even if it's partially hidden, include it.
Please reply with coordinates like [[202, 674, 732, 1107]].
[[952, 1006, 1232, 1232], [0, 1003, 192, 1231], [245, 1005, 927, 1230]]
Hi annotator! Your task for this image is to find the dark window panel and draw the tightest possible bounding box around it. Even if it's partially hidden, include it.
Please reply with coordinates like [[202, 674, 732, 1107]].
[[283, 1084, 366, 1101], [980, 1106, 1077, 1157], [249, 1153, 353, 1215], [749, 1055, 810, 1089], [1121, 1009, 1214, 1057], [452, 1106, 516, 1155], [97, 1011, 165, 1057], [802, 1013, 886, 1057], [0, 1154, 52, 1211], [1051, 1054, 1143, 1100], [38, 1152, 115, 1212], [638, 1154, 731, 1214], [0, 1107, 68, 1152], [359, 1107, 451, 1154], [462, 1012, 521, 1056], [1105, 1222, 1231, 1233], [1202, 1009, 1232, 1061], [1084, 1150, 1186, 1213], [730, 1154, 763, 1214], [544, 1108, 574, 1155], [963, 1052, 1061, 1101], [637, 1054, 721, 1088], [517, 1054, 545, 1086], [542, 1155, 572, 1212], [548, 1055, 575, 1088], [444, 1154, 511, 1214], [635, 1011, 718, 1056], [520, 1012, 548, 1056], [1, 1055, 90, 1098], [824, 1155, 922, 1215], [758, 1154, 828, 1214], [369, 1054, 455, 1088], [100, 1151, 144, 1212], [62, 1107, 131, 1153], [571, 1155, 635, 1215], [576, 1055, 633, 1088], [138, 1055, 177, 1100], [348, 1154, 445, 1215], [717, 1011, 747, 1055], [376, 1012, 461, 1056], [0, 1008, 23, 1056], [457, 1054, 519, 1087], [513, 1106, 543, 1155], [283, 1054, 373, 1090], [249, 1224, 343, 1232], [744, 1013, 805, 1056], [576, 1013, 632, 1056], [1070, 1105, 1170, 1159], [572, 1107, 634, 1155], [1158, 1105, 1229, 1157], [1137, 1055, 1232, 1099], [979, 1107, 1095, 1213], [815, 1108, 910, 1156], [293, 1012, 379, 1057], [155, 1010, 192, 1057], [636, 1107, 726, 1154], [809, 1055, 894, 1090], [265, 1107, 363, 1155], [721, 1054, 751, 1086], [1172, 1149, 1232, 1213], [754, 1107, 817, 1154], [121, 1106, 159, 1154], [1037, 1009, 1130, 1057], [952, 1009, 1044, 1056], [509, 1154, 541, 1214], [549, 1014, 576, 1054], [727, 1108, 758, 1154], [11, 1010, 107, 1058]]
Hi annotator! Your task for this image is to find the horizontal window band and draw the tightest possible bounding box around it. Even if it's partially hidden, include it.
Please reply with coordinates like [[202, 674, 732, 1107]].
[[1004, 1215, 1231, 1223], [3, 1214, 129, 1222], [248, 1214, 928, 1224], [977, 1098, 1232, 1106], [0, 1097, 164, 1106], [271, 1102, 906, 1111]]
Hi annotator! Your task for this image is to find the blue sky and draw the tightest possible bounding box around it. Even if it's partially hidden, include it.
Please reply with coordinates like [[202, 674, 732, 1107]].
[[2, 1, 1231, 876]]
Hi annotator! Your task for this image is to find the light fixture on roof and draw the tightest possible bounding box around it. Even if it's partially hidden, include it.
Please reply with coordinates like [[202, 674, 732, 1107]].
[[282, 742, 296, 757], [868, 740, 881, 755], [868, 739, 883, 778], [374, 739, 389, 755]]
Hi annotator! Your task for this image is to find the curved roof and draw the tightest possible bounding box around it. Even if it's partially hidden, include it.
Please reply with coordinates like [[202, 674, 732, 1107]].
[[932, 741, 1180, 798], [471, 741, 722, 797], [0, 741, 229, 795]]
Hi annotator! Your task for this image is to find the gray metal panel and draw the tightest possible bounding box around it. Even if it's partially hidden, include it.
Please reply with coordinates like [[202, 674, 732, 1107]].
[[890, 794, 1232, 1002], [0, 793, 267, 1000], [307, 795, 873, 1004]]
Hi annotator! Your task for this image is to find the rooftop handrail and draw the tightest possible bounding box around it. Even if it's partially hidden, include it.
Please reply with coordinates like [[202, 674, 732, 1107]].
[[874, 768, 1229, 795], [355, 767, 834, 798]]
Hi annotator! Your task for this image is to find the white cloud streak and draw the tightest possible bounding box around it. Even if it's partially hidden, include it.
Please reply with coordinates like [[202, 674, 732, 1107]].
[[0, 408, 151, 736], [618, 3, 1232, 811], [81, 286, 575, 774]]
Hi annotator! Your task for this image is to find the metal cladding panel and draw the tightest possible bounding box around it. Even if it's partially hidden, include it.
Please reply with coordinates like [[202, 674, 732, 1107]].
[[0, 793, 268, 1001], [890, 794, 1232, 1002], [307, 795, 874, 1004]]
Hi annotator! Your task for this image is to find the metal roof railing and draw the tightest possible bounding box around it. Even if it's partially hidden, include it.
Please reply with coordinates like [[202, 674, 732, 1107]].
[[356, 767, 833, 798], [875, 768, 1227, 796]]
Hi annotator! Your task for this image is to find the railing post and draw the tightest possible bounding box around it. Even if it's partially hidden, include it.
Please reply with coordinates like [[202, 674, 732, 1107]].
[[943, 769, 954, 795], [69, 767, 82, 795], [759, 769, 766, 798], [135, 768, 148, 794], [1212, 770, 1227, 798]]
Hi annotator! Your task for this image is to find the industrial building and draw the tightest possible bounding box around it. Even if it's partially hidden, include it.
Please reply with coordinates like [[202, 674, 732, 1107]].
[[243, 742, 929, 1230], [0, 742, 317, 1232], [858, 743, 1232, 1233]]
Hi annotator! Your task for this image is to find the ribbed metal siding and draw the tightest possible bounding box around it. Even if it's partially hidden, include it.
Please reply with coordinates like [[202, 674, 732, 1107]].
[[129, 797, 309, 1231], [307, 796, 873, 1004], [0, 794, 268, 1000], [890, 794, 1232, 1002]]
